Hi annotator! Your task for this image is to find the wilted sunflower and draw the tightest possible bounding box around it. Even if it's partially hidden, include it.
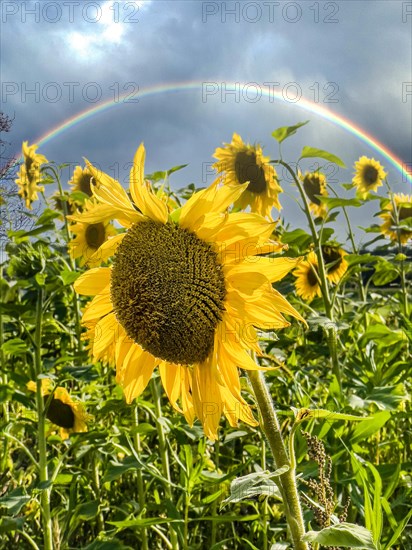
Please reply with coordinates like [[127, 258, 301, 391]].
[[69, 215, 117, 267], [322, 245, 348, 284], [69, 166, 94, 198], [379, 193, 412, 244], [15, 141, 48, 209], [72, 143, 304, 440], [27, 379, 89, 440], [294, 251, 322, 302], [300, 171, 328, 218], [352, 156, 387, 198], [213, 133, 282, 219]]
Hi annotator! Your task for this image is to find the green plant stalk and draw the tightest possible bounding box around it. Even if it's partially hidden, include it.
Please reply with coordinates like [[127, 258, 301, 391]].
[[132, 405, 149, 550], [0, 265, 11, 474], [46, 165, 83, 353], [331, 191, 366, 303], [151, 379, 179, 550], [261, 438, 268, 550], [34, 287, 53, 550], [210, 438, 220, 547], [248, 370, 308, 550], [274, 159, 341, 388]]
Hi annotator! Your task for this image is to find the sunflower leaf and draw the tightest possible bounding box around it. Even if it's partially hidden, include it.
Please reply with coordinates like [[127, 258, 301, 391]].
[[300, 146, 346, 168], [221, 469, 286, 507], [317, 197, 363, 209], [302, 523, 377, 549], [271, 121, 309, 143]]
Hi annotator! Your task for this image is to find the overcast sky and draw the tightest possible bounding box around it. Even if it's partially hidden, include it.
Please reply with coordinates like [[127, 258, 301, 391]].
[[2, 0, 411, 243]]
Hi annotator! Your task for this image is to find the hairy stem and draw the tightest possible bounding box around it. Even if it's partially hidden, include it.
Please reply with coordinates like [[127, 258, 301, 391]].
[[248, 370, 308, 550]]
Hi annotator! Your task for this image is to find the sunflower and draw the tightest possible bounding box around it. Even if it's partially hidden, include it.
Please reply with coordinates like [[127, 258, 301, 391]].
[[27, 379, 89, 440], [72, 143, 304, 440], [300, 171, 328, 218], [352, 156, 387, 199], [69, 214, 117, 267], [293, 251, 322, 301], [15, 141, 48, 209], [69, 166, 94, 200], [213, 133, 282, 219], [322, 245, 348, 284], [379, 193, 412, 244]]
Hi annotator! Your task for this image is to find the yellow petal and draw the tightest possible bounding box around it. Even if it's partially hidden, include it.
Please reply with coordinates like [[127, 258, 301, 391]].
[[159, 361, 183, 412], [192, 358, 222, 440], [82, 289, 113, 322], [93, 312, 117, 359], [122, 348, 158, 403], [226, 257, 301, 283], [74, 267, 112, 295], [130, 143, 168, 223], [88, 233, 126, 264], [180, 179, 248, 229], [85, 159, 140, 224]]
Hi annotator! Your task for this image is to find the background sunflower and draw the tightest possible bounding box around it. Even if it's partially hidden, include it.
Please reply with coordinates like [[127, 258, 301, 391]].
[[379, 193, 412, 244], [213, 133, 283, 219], [27, 380, 89, 440], [15, 141, 48, 209], [293, 251, 322, 301], [300, 171, 328, 218], [352, 156, 387, 198]]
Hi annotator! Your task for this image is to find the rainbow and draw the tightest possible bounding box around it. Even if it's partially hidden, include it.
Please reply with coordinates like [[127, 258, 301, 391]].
[[15, 81, 412, 184]]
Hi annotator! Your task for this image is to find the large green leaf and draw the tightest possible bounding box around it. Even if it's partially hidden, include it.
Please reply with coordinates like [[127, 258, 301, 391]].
[[351, 411, 391, 444], [271, 121, 309, 143], [302, 523, 377, 549], [300, 146, 346, 167]]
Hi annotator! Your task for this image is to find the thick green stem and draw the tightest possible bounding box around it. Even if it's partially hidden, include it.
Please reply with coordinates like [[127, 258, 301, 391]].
[[151, 380, 179, 550], [34, 287, 53, 550], [132, 405, 149, 550], [248, 370, 308, 550], [274, 160, 342, 388]]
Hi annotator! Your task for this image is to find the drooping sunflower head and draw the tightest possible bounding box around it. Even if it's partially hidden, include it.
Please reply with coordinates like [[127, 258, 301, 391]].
[[73, 142, 304, 440], [379, 193, 412, 244], [27, 379, 89, 440], [15, 141, 48, 209], [51, 192, 74, 217], [322, 245, 348, 284], [352, 156, 387, 199], [69, 166, 94, 201], [300, 171, 328, 218], [213, 133, 283, 219], [293, 251, 322, 302], [69, 214, 117, 267]]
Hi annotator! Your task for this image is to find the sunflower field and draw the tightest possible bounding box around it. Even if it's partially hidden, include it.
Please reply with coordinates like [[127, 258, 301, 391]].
[[1, 122, 411, 550]]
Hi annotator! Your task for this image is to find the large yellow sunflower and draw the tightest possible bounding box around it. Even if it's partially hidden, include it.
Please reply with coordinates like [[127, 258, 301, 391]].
[[27, 379, 89, 440], [352, 156, 387, 199], [213, 133, 283, 219], [293, 251, 322, 302], [69, 214, 117, 267], [72, 143, 304, 440], [15, 141, 48, 209], [379, 193, 412, 244], [322, 245, 348, 284], [300, 171, 328, 218]]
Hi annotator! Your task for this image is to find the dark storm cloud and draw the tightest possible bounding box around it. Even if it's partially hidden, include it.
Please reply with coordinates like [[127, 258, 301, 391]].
[[1, 0, 411, 209]]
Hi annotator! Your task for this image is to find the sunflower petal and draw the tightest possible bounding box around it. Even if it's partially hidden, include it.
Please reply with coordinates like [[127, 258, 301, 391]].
[[130, 143, 168, 223], [74, 267, 112, 295]]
